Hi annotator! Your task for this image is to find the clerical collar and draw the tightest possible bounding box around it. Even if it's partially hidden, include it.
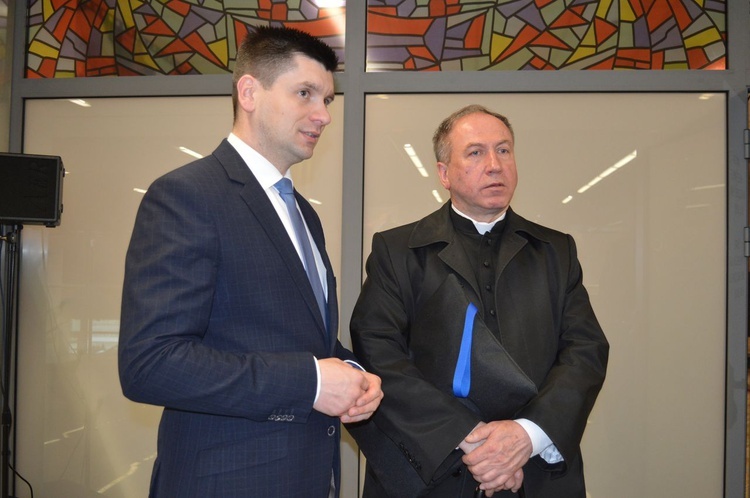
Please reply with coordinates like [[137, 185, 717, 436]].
[[451, 204, 507, 234]]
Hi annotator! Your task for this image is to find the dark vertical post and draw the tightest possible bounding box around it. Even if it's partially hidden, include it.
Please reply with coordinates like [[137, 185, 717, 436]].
[[0, 225, 21, 498]]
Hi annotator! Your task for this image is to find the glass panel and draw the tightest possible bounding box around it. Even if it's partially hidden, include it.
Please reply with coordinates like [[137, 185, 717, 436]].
[[25, 2, 346, 77], [363, 93, 726, 496], [366, 1, 727, 71], [16, 95, 343, 497]]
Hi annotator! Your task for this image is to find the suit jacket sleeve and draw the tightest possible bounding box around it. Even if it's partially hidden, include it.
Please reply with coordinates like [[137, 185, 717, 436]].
[[118, 166, 327, 423], [350, 232, 480, 484]]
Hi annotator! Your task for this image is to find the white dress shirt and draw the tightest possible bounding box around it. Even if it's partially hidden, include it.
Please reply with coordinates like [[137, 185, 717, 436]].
[[227, 133, 328, 296]]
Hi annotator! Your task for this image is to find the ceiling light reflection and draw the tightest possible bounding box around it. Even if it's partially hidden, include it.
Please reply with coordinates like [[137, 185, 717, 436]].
[[690, 184, 724, 191], [404, 144, 429, 177], [312, 1, 345, 38], [179, 146, 203, 159], [564, 150, 637, 204], [432, 190, 443, 203], [576, 150, 637, 194], [69, 99, 91, 108]]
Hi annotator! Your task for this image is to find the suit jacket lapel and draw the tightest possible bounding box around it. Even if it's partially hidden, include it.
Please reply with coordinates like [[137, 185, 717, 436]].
[[297, 192, 338, 350], [213, 140, 329, 341]]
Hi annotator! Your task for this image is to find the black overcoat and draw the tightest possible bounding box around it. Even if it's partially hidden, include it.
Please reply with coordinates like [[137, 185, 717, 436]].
[[348, 203, 609, 497]]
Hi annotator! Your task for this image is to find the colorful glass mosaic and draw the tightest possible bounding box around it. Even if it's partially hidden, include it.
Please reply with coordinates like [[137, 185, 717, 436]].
[[26, 0, 346, 78], [366, 0, 727, 70], [0, 1, 8, 77], [25, 0, 726, 77]]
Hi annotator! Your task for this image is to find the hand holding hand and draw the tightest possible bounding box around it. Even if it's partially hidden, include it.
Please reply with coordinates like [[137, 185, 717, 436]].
[[479, 468, 523, 496], [313, 359, 382, 421], [340, 371, 383, 423], [461, 420, 532, 494]]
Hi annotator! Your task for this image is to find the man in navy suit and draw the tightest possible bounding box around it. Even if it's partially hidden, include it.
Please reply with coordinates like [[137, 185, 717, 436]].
[[118, 26, 382, 497]]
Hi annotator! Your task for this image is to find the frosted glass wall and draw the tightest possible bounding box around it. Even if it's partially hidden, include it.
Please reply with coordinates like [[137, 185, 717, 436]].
[[11, 92, 727, 497]]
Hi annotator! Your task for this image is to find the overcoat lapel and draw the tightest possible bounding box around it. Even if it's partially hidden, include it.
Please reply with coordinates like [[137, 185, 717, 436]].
[[495, 217, 527, 279], [413, 203, 533, 295], [437, 242, 479, 300], [410, 202, 480, 300], [212, 140, 329, 342]]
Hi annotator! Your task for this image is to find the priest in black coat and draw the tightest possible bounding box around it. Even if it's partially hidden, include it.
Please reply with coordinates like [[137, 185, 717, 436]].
[[348, 105, 609, 498]]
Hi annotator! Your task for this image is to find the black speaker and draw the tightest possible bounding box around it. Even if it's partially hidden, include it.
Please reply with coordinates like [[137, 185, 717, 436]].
[[0, 153, 64, 227]]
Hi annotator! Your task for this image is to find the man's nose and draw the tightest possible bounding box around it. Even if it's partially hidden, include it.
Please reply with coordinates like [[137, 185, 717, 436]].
[[312, 103, 332, 126], [487, 151, 503, 171]]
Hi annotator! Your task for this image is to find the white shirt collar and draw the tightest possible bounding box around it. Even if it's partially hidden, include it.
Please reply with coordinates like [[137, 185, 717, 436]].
[[227, 133, 290, 189], [451, 204, 507, 234]]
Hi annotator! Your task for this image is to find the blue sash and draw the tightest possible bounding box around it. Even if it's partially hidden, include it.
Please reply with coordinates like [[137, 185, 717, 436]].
[[452, 302, 477, 398]]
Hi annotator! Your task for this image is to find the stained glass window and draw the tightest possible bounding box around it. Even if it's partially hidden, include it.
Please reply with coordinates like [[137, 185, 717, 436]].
[[366, 0, 726, 70], [25, 0, 727, 77], [26, 0, 346, 78]]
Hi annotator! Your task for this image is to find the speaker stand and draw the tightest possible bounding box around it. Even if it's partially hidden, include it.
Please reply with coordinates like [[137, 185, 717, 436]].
[[0, 224, 21, 498]]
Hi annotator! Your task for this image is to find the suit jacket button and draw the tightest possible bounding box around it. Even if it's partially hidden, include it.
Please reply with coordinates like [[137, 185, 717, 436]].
[[327, 426, 336, 436]]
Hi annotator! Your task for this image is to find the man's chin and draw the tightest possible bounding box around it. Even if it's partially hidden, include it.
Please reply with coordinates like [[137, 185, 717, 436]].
[[297, 145, 316, 161]]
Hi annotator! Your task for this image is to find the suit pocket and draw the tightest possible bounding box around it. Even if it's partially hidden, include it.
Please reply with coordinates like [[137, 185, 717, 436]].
[[195, 428, 288, 477]]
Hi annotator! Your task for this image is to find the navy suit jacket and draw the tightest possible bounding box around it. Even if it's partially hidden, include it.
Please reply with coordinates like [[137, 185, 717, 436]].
[[119, 139, 355, 497]]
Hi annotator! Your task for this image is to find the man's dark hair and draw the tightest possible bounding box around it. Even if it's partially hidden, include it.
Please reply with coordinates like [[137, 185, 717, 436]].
[[232, 26, 338, 120]]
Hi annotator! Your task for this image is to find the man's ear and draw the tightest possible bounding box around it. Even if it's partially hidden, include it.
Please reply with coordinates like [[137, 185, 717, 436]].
[[236, 74, 257, 113], [437, 161, 451, 190]]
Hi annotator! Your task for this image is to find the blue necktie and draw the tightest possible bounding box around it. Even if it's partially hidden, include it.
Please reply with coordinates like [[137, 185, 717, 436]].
[[275, 178, 327, 324]]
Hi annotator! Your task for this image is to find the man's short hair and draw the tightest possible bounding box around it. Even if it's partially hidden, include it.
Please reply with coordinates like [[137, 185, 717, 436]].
[[432, 105, 515, 164], [232, 26, 339, 119]]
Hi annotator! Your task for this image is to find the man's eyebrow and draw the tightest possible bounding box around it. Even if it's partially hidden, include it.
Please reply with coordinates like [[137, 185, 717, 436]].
[[472, 139, 512, 146], [299, 80, 335, 101], [464, 141, 487, 149], [463, 139, 512, 150]]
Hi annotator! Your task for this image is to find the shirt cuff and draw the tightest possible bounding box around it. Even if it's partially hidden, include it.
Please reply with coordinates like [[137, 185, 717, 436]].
[[344, 359, 365, 371], [313, 358, 364, 405], [313, 356, 321, 404], [514, 418, 564, 464]]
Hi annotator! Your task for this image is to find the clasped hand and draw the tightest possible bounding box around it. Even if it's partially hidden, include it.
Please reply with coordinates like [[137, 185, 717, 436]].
[[314, 358, 383, 423], [459, 420, 532, 496]]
